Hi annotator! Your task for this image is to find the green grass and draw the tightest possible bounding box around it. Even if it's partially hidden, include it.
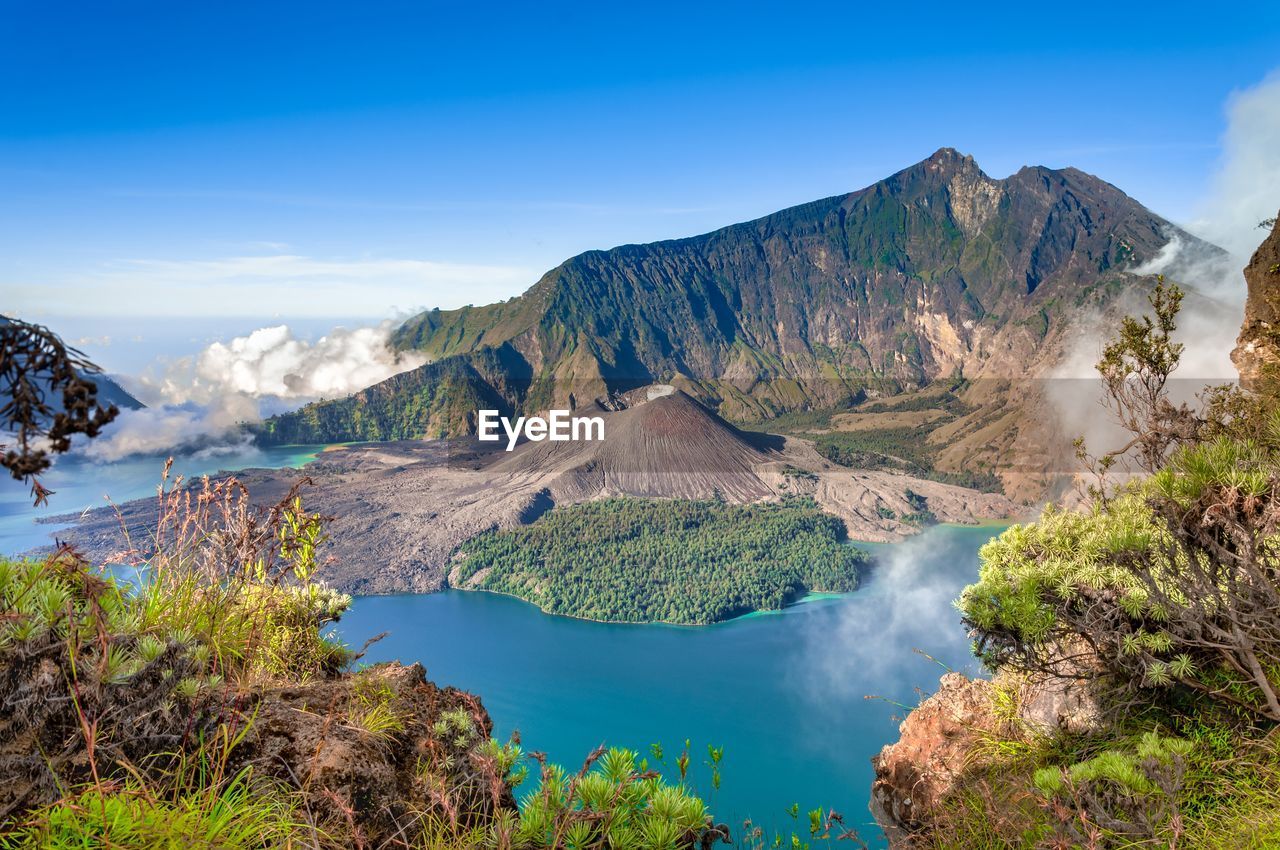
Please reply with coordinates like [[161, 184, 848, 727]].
[[921, 712, 1280, 850], [346, 674, 411, 741], [1, 770, 301, 850], [736, 406, 844, 434]]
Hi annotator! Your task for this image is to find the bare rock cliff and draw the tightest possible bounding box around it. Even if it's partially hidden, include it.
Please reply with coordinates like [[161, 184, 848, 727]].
[[869, 673, 997, 846], [1232, 213, 1280, 395]]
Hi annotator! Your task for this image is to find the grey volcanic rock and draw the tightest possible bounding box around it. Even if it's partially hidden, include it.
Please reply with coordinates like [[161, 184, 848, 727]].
[[491, 391, 778, 502]]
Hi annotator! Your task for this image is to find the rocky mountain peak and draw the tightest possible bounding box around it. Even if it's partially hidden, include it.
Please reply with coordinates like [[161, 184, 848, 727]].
[[885, 147, 991, 199], [922, 146, 983, 175], [923, 149, 1002, 236]]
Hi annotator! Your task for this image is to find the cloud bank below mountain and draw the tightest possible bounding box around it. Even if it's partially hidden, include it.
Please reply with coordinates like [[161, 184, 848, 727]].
[[83, 322, 426, 461]]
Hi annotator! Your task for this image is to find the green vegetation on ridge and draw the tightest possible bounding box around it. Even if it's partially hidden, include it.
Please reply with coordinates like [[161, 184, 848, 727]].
[[814, 426, 1004, 493], [754, 379, 1006, 493], [453, 497, 868, 624]]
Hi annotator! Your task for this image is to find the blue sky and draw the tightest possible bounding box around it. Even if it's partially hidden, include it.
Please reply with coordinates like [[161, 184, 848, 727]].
[[3, 0, 1279, 358]]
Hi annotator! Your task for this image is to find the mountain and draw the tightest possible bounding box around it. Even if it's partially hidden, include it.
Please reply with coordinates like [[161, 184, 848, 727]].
[[261, 149, 1220, 495], [94, 375, 144, 411], [488, 387, 780, 503]]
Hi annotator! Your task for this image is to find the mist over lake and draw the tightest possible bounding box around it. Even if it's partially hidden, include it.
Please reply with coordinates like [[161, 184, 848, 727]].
[[336, 525, 1000, 846]]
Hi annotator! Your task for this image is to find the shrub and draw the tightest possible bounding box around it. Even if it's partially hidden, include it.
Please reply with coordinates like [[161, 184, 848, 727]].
[[491, 747, 719, 850], [0, 470, 354, 821], [1032, 733, 1193, 846], [961, 436, 1280, 722], [122, 471, 353, 682]]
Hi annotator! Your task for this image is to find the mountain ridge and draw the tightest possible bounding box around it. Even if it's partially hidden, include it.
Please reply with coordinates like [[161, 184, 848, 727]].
[[262, 149, 1222, 496]]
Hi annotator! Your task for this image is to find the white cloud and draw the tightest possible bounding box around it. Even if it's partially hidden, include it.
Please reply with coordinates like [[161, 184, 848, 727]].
[[9, 253, 535, 319], [85, 398, 262, 462], [137, 322, 427, 405], [1048, 71, 1280, 470], [84, 321, 426, 460], [1188, 72, 1280, 258], [70, 334, 112, 348], [1114, 71, 1280, 382]]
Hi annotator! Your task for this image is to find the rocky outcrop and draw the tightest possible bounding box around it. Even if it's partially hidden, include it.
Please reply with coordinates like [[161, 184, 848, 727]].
[[870, 667, 1102, 847], [870, 673, 997, 846], [232, 662, 515, 844], [1015, 666, 1103, 737], [1232, 213, 1280, 395], [0, 596, 511, 847]]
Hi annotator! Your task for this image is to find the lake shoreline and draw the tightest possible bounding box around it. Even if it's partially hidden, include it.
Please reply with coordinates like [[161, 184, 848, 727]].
[[0, 443, 336, 557]]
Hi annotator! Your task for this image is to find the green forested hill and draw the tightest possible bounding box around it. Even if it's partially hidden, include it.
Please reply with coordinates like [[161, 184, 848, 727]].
[[452, 497, 868, 624], [258, 342, 531, 443]]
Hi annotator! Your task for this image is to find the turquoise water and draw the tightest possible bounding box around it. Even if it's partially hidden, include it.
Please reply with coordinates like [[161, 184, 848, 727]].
[[338, 524, 1002, 846], [0, 445, 329, 555], [0, 450, 1004, 846]]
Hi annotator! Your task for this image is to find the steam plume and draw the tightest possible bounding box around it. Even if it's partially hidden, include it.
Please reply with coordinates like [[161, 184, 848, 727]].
[[795, 529, 983, 707], [1191, 73, 1280, 260], [1049, 72, 1280, 466]]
